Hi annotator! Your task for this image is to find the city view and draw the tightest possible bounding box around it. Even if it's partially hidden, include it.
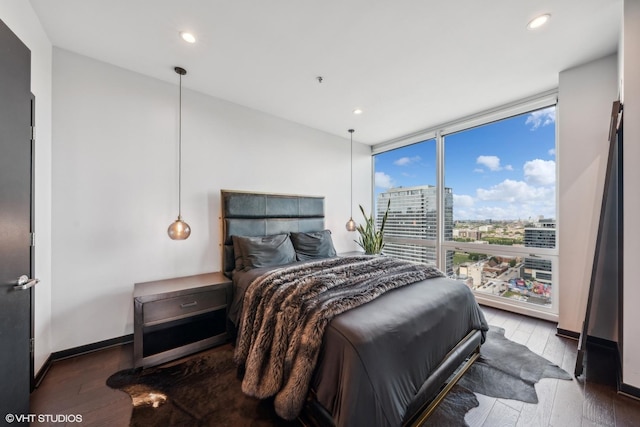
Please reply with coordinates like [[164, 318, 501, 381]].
[[373, 106, 556, 309], [376, 186, 555, 307], [450, 217, 555, 307]]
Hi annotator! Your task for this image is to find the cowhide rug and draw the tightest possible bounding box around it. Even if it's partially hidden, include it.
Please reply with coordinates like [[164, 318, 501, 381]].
[[425, 326, 572, 426]]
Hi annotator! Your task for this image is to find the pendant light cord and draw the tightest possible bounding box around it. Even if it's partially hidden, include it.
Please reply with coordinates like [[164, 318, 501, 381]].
[[167, 66, 190, 240], [349, 129, 354, 218], [178, 72, 182, 218]]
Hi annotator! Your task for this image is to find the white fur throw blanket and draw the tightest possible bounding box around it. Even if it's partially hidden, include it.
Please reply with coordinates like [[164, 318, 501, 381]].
[[233, 255, 444, 420]]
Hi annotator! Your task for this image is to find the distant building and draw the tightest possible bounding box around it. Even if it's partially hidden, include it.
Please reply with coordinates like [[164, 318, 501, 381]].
[[376, 185, 453, 268], [482, 258, 509, 277], [525, 218, 556, 246], [459, 262, 483, 288], [453, 229, 482, 240], [523, 219, 555, 283]]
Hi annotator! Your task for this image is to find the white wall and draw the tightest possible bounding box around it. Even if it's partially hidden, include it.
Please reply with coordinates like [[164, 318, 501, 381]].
[[0, 1, 53, 374], [51, 49, 371, 351], [622, 0, 640, 390], [557, 54, 619, 337]]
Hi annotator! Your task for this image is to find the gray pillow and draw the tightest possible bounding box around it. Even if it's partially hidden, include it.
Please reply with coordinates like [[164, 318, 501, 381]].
[[290, 230, 337, 261], [232, 236, 245, 272], [232, 234, 296, 271]]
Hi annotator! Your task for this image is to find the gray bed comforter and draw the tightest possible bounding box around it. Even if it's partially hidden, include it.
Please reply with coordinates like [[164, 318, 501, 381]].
[[231, 256, 488, 427]]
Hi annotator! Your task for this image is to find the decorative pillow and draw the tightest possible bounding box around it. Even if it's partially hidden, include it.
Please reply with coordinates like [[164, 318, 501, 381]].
[[290, 230, 337, 261], [232, 236, 245, 272], [233, 234, 296, 271]]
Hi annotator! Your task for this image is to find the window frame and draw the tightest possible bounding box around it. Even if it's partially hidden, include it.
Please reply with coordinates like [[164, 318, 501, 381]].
[[372, 91, 559, 319]]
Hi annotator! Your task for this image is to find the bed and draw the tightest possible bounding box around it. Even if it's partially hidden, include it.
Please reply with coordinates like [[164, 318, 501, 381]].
[[221, 190, 488, 427]]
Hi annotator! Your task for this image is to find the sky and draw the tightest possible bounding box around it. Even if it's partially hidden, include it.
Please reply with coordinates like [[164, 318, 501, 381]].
[[374, 106, 556, 221]]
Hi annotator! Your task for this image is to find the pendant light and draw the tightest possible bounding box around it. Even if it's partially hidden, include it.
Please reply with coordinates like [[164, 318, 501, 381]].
[[167, 66, 191, 240], [345, 129, 357, 232]]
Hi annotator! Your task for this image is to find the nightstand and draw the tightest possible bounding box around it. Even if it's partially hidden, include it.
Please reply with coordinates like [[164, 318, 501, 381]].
[[133, 272, 232, 368]]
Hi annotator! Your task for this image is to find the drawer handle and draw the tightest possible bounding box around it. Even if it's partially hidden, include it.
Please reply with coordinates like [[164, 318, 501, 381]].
[[180, 301, 198, 309]]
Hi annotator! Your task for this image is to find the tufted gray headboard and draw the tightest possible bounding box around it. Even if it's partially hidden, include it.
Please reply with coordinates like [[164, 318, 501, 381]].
[[221, 190, 326, 277]]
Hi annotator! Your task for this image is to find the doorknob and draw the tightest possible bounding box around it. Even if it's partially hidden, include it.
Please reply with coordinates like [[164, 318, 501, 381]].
[[14, 275, 39, 290]]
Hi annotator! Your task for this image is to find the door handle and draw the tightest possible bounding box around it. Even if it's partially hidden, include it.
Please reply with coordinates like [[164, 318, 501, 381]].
[[14, 275, 39, 290]]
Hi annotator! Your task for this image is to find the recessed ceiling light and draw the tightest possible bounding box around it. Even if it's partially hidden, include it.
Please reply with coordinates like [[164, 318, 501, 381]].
[[353, 108, 363, 115], [527, 14, 551, 30], [180, 31, 196, 43]]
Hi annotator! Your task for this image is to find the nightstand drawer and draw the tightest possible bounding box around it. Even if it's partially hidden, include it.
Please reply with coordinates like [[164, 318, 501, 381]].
[[143, 288, 227, 325]]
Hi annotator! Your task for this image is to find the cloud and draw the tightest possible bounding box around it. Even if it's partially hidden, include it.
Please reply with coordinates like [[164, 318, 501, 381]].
[[476, 155, 502, 171], [394, 156, 421, 166], [525, 106, 556, 130], [453, 194, 474, 208], [548, 148, 556, 156], [476, 179, 554, 203], [523, 159, 555, 186], [375, 171, 394, 189], [473, 168, 484, 173], [504, 164, 514, 171], [454, 176, 556, 220]]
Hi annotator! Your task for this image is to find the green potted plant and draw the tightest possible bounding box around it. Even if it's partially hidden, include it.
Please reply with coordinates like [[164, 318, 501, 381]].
[[355, 199, 390, 255]]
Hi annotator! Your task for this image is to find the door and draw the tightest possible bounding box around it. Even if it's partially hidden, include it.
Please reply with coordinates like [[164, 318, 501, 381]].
[[0, 18, 34, 417]]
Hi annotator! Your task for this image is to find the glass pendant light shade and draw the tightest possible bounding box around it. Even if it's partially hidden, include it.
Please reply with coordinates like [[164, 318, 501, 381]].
[[168, 215, 191, 240], [168, 66, 191, 240], [346, 128, 356, 232]]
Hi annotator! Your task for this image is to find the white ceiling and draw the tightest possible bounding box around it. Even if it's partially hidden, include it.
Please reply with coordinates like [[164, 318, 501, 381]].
[[29, 0, 622, 145]]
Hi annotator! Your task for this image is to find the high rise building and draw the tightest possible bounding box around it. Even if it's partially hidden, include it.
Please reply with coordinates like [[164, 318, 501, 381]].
[[376, 185, 453, 266], [523, 219, 555, 283]]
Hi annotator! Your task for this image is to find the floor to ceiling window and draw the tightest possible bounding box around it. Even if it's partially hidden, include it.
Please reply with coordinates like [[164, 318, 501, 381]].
[[373, 97, 558, 319]]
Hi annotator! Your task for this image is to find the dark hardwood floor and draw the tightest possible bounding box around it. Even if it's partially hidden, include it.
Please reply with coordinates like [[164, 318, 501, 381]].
[[470, 307, 640, 427], [30, 342, 133, 427], [30, 306, 640, 426]]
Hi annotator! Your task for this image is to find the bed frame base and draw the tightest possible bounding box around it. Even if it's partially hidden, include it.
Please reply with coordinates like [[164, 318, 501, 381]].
[[407, 350, 480, 425], [410, 351, 480, 424], [301, 329, 483, 427]]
